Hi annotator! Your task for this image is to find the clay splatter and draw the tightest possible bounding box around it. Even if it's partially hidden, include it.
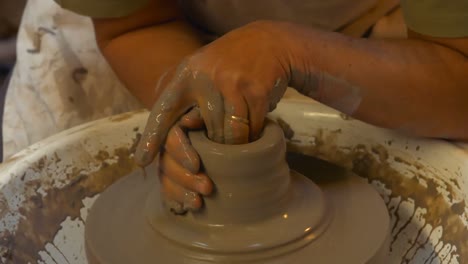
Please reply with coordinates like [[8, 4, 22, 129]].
[[0, 126, 143, 264], [276, 118, 295, 140], [72, 67, 88, 84], [26, 27, 56, 54], [109, 109, 146, 122], [0, 147, 137, 263], [0, 115, 466, 263], [287, 129, 467, 263]]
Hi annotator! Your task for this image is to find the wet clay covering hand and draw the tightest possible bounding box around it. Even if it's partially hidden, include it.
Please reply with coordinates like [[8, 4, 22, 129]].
[[145, 120, 329, 256], [85, 120, 390, 263]]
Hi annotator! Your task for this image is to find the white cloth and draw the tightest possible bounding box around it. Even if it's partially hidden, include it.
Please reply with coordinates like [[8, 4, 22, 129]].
[[2, 0, 142, 159]]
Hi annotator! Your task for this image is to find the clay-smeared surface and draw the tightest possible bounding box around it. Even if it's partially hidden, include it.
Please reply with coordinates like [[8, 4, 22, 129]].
[[0, 147, 137, 263], [286, 128, 468, 264], [0, 112, 143, 264], [0, 106, 466, 264], [85, 163, 391, 264], [85, 122, 390, 264]]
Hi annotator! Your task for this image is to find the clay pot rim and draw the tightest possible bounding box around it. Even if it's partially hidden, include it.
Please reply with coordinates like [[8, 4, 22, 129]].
[[190, 119, 280, 154]]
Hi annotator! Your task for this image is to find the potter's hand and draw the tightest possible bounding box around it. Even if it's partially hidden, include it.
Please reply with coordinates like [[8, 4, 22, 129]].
[[158, 108, 213, 213], [135, 21, 291, 212], [135, 21, 291, 167]]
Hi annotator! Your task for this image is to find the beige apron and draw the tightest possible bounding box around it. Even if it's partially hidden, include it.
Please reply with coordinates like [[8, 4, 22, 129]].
[[180, 0, 399, 37], [340, 0, 400, 37]]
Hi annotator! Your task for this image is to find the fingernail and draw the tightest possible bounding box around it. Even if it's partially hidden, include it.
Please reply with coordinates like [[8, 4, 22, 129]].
[[194, 176, 212, 195], [134, 149, 151, 166], [183, 191, 200, 210], [165, 199, 186, 215]]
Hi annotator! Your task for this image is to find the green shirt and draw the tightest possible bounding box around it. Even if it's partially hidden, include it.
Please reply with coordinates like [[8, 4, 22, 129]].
[[401, 0, 468, 38], [54, 0, 149, 19], [54, 0, 468, 38]]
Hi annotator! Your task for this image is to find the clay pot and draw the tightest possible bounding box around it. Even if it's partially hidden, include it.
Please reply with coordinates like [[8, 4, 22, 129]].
[[146, 120, 329, 258], [84, 119, 389, 264], [189, 119, 293, 225]]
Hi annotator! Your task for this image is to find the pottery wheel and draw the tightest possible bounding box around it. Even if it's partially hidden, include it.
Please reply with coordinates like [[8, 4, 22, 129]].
[[85, 121, 390, 264]]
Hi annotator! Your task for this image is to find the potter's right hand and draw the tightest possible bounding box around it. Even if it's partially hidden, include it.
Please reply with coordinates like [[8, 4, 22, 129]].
[[135, 21, 291, 211], [159, 108, 213, 213], [135, 21, 290, 164]]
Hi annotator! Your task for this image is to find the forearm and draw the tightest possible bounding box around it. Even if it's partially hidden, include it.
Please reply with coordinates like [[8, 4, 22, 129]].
[[275, 22, 468, 140], [93, 0, 205, 108]]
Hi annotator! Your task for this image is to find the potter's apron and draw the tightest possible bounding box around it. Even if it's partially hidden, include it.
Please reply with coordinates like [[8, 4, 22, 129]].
[[1, 0, 399, 161], [180, 0, 399, 37]]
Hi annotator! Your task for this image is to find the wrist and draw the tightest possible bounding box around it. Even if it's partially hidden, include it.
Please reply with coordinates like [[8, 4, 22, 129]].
[[264, 21, 324, 99], [274, 23, 365, 115], [243, 20, 299, 84], [260, 21, 358, 105]]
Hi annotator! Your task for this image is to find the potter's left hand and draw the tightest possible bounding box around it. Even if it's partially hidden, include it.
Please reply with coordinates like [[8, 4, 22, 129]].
[[135, 21, 291, 167], [158, 108, 214, 213]]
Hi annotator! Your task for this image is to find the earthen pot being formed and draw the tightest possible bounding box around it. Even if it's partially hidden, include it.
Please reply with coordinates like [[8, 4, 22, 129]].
[[84, 120, 390, 263]]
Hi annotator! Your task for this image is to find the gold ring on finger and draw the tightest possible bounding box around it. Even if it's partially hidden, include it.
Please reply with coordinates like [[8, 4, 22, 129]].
[[228, 115, 250, 125]]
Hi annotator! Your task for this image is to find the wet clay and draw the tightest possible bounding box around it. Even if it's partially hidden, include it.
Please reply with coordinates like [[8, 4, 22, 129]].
[[0, 145, 138, 263], [285, 128, 468, 263], [145, 121, 329, 255], [85, 121, 390, 263]]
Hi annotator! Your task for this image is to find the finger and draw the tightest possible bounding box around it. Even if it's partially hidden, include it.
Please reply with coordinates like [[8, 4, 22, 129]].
[[160, 172, 203, 211], [161, 199, 185, 214], [160, 152, 213, 195], [222, 89, 249, 144], [179, 107, 204, 129], [268, 77, 288, 112], [245, 89, 268, 141], [135, 64, 194, 167], [194, 75, 225, 143], [246, 78, 287, 140], [152, 67, 175, 104], [164, 125, 200, 174]]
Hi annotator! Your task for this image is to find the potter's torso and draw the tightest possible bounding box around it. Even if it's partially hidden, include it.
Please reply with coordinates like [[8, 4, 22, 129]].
[[178, 0, 379, 35], [2, 0, 379, 160]]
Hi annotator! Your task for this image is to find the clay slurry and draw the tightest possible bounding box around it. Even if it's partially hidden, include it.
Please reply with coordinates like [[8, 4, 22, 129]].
[[84, 120, 390, 263]]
